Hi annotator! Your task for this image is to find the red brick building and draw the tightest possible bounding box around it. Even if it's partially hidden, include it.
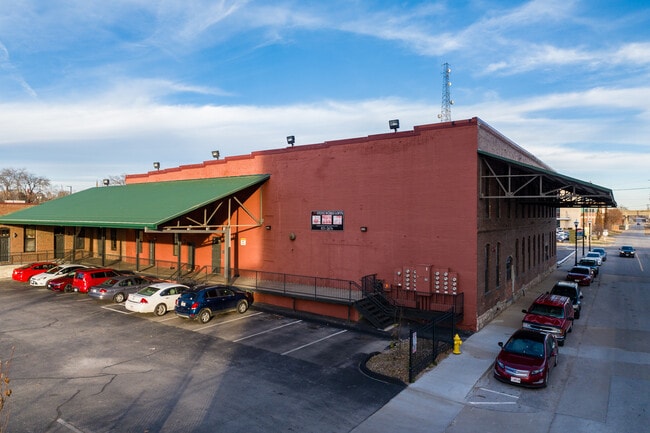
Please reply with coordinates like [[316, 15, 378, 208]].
[[0, 118, 616, 330]]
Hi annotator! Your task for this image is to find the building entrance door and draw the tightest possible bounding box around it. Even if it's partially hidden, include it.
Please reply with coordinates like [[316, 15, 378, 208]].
[[0, 229, 9, 262], [212, 237, 221, 274]]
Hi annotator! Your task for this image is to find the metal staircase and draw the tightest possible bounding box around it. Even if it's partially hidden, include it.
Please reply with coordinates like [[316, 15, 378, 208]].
[[354, 292, 398, 330]]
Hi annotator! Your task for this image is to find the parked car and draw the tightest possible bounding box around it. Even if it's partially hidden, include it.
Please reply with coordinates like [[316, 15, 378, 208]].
[[12, 262, 57, 282], [578, 258, 599, 277], [549, 281, 583, 319], [88, 275, 159, 303], [175, 285, 254, 324], [72, 268, 123, 293], [584, 251, 602, 265], [522, 293, 574, 346], [29, 264, 88, 287], [590, 247, 607, 261], [46, 270, 80, 292], [494, 328, 558, 388], [566, 265, 593, 286], [556, 231, 569, 242], [619, 245, 636, 257], [125, 283, 189, 316]]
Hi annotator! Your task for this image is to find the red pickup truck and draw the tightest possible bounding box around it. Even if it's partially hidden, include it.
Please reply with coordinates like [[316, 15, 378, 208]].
[[522, 294, 574, 346]]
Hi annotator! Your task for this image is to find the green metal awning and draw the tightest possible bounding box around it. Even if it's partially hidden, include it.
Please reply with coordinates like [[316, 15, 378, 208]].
[[0, 174, 270, 230]]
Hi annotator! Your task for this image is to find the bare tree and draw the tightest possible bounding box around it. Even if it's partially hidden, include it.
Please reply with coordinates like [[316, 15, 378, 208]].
[[0, 168, 50, 203]]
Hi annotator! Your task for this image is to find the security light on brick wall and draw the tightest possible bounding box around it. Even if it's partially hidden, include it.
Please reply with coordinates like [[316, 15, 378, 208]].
[[389, 119, 399, 132], [153, 162, 160, 170], [102, 179, 109, 186], [287, 135, 295, 146], [212, 150, 220, 159]]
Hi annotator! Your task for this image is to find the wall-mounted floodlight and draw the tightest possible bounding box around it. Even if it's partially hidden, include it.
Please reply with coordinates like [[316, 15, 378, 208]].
[[103, 179, 110, 186], [212, 150, 220, 159], [287, 136, 295, 146], [389, 119, 400, 132], [153, 162, 160, 170]]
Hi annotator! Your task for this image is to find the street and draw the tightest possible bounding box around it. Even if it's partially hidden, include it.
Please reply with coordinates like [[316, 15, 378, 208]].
[[450, 228, 650, 433]]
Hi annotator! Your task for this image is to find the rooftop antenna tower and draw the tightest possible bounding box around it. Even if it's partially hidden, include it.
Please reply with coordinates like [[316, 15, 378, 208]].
[[438, 62, 453, 122]]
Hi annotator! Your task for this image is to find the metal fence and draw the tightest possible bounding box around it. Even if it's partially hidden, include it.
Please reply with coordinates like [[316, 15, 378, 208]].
[[408, 309, 456, 383], [232, 269, 363, 303]]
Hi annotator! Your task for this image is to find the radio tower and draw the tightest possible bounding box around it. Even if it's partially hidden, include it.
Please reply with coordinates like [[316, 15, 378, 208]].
[[438, 62, 453, 122]]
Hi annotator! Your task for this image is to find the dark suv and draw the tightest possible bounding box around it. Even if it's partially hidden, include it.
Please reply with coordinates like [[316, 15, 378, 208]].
[[522, 294, 574, 346], [175, 284, 254, 324], [549, 281, 583, 319]]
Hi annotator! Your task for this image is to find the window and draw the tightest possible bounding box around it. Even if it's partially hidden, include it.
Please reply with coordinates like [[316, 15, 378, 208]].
[[484, 244, 490, 293], [110, 228, 117, 251], [75, 228, 85, 249], [24, 226, 36, 252], [506, 256, 513, 281], [496, 242, 501, 288]]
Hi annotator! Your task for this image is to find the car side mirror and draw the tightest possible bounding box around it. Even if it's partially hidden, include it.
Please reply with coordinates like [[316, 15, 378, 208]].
[[498, 342, 504, 348], [522, 309, 528, 314]]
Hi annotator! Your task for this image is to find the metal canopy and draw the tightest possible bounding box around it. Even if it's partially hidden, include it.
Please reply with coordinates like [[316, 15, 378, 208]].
[[479, 151, 616, 208], [0, 174, 270, 230]]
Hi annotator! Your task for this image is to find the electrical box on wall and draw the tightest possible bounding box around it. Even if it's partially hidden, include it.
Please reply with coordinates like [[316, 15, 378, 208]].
[[433, 268, 459, 294]]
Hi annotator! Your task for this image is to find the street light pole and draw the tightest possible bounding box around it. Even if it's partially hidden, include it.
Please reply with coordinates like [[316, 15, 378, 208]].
[[588, 221, 592, 251], [574, 220, 579, 265]]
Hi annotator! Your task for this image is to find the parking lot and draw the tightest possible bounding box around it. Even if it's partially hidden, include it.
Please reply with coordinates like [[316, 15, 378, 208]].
[[0, 277, 403, 433]]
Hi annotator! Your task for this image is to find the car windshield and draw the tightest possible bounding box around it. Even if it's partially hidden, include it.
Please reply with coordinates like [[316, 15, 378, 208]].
[[621, 246, 634, 251], [45, 266, 64, 275], [137, 286, 160, 296], [101, 278, 120, 286], [570, 267, 589, 275], [552, 287, 574, 298], [529, 303, 565, 318], [504, 337, 544, 358], [579, 260, 595, 266]]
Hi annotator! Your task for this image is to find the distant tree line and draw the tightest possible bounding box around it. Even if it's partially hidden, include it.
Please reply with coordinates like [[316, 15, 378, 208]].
[[0, 168, 125, 203]]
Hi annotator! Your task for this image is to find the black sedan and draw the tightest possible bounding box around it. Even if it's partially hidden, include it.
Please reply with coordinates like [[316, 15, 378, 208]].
[[619, 245, 636, 257]]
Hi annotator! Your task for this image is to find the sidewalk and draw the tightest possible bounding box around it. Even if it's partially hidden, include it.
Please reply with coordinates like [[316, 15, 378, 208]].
[[351, 261, 571, 433]]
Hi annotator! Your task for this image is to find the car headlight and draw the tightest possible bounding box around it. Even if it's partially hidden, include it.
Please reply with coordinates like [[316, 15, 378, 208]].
[[531, 367, 544, 375], [496, 359, 504, 369]]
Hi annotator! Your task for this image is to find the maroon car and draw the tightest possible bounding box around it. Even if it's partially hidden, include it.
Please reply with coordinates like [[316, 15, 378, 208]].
[[46, 270, 78, 292], [566, 265, 592, 286], [494, 328, 558, 387]]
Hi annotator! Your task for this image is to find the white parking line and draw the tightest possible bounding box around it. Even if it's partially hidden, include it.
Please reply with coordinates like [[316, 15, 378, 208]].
[[281, 329, 348, 356], [233, 319, 303, 342], [478, 387, 519, 399], [195, 311, 264, 331], [57, 418, 85, 433], [100, 305, 134, 315]]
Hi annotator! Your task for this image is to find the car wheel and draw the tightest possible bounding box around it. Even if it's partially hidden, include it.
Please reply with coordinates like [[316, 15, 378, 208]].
[[575, 309, 581, 319], [113, 292, 126, 303], [64, 284, 73, 293], [153, 303, 167, 316], [198, 309, 211, 324], [237, 300, 249, 314]]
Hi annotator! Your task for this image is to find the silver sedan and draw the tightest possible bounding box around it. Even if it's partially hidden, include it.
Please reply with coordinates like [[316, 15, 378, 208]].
[[88, 275, 158, 303]]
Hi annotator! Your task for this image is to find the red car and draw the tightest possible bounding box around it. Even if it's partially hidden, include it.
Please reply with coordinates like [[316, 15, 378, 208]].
[[12, 262, 57, 282], [566, 265, 592, 286], [46, 271, 79, 292], [494, 329, 558, 387]]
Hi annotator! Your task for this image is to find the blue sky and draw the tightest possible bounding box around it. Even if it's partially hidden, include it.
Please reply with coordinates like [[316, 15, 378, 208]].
[[1, 0, 649, 209]]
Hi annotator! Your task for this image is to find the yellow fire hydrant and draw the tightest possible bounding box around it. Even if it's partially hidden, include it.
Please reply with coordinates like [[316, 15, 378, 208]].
[[453, 333, 463, 355]]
